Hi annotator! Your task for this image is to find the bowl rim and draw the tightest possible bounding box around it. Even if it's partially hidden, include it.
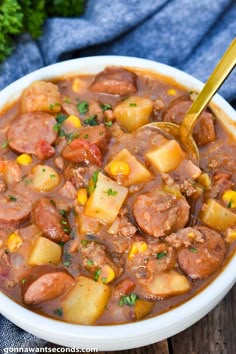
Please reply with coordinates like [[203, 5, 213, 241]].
[[0, 55, 235, 349]]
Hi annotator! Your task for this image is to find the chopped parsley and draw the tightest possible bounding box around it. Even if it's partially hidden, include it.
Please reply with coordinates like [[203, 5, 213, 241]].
[[63, 251, 72, 267], [83, 134, 89, 139], [105, 188, 118, 196], [101, 277, 108, 284], [119, 293, 138, 306], [100, 103, 112, 111], [105, 121, 113, 127], [157, 251, 167, 259], [87, 170, 99, 195], [50, 174, 56, 178], [227, 200, 232, 208], [59, 128, 79, 143], [59, 209, 67, 216], [189, 247, 198, 253], [64, 98, 72, 103], [129, 103, 137, 107], [81, 239, 90, 247], [42, 168, 46, 172], [50, 199, 56, 206], [21, 278, 26, 284], [94, 268, 101, 281], [77, 101, 89, 114], [58, 241, 65, 247], [8, 195, 17, 202], [1, 140, 10, 148], [49, 102, 61, 110], [86, 259, 94, 266], [84, 115, 98, 126], [53, 308, 63, 317], [56, 113, 68, 124]]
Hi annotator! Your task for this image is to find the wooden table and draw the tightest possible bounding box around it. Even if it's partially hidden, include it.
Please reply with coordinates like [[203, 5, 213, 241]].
[[46, 284, 235, 353]]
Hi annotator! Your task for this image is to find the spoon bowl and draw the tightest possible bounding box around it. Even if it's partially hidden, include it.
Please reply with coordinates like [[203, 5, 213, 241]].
[[143, 38, 236, 162]]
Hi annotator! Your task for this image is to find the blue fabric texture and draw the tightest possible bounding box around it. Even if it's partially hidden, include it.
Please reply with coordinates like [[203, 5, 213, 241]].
[[0, 0, 235, 349]]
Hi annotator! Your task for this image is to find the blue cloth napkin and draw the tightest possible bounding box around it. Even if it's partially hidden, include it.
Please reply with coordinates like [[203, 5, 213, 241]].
[[0, 0, 235, 350]]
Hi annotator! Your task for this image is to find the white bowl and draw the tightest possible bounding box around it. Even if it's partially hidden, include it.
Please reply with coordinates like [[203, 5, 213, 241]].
[[0, 56, 235, 350]]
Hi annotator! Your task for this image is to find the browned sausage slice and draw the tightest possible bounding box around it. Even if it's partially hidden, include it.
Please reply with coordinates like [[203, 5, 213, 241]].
[[177, 226, 226, 279], [23, 271, 75, 305], [90, 67, 137, 96], [7, 112, 57, 156], [77, 125, 109, 152], [33, 198, 71, 243], [0, 192, 32, 228], [133, 189, 190, 237], [163, 96, 215, 146]]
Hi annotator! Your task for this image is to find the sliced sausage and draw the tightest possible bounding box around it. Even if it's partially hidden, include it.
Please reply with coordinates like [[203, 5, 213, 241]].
[[133, 189, 190, 237], [146, 245, 176, 273], [23, 270, 75, 305], [177, 226, 226, 279], [62, 139, 102, 166], [163, 96, 215, 146], [0, 192, 32, 228], [90, 67, 137, 96], [33, 198, 71, 243], [77, 125, 110, 152], [7, 112, 57, 156]]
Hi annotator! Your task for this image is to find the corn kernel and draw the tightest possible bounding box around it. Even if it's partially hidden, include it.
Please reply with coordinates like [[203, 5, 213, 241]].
[[110, 161, 130, 176], [72, 78, 85, 93], [64, 115, 81, 128], [16, 154, 32, 166], [225, 229, 236, 243], [77, 188, 88, 205], [167, 89, 177, 96], [7, 233, 23, 252], [197, 173, 211, 189], [222, 190, 236, 208], [128, 241, 148, 260], [98, 265, 115, 284]]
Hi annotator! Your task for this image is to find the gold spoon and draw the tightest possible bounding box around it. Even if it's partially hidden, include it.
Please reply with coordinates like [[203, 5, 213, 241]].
[[146, 37, 236, 163]]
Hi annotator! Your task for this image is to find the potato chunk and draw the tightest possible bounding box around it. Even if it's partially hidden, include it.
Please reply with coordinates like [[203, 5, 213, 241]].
[[84, 172, 128, 224], [134, 299, 154, 320], [145, 139, 185, 173], [114, 96, 153, 132], [21, 80, 61, 113], [199, 199, 236, 231], [31, 164, 60, 192], [62, 275, 111, 324], [105, 148, 152, 186], [28, 237, 62, 266], [141, 270, 190, 297]]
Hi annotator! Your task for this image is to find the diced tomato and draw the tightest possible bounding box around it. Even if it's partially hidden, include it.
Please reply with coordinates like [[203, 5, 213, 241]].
[[35, 140, 55, 160], [62, 139, 102, 166]]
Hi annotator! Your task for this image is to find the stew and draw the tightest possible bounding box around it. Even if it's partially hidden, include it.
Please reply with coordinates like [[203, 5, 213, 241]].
[[0, 66, 235, 325]]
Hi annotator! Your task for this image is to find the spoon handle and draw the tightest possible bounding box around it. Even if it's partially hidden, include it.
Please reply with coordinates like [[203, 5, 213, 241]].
[[180, 37, 236, 139]]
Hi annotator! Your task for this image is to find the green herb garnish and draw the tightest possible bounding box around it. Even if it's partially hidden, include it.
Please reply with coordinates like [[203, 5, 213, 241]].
[[59, 209, 66, 216], [53, 307, 63, 317], [84, 115, 98, 126], [56, 113, 68, 124], [1, 140, 10, 148], [77, 101, 89, 114], [105, 121, 113, 127], [129, 103, 137, 107], [100, 103, 112, 111], [119, 293, 138, 307], [8, 195, 17, 202], [94, 269, 101, 281], [189, 247, 198, 253], [157, 251, 167, 259], [49, 102, 61, 110], [87, 259, 94, 266], [105, 188, 118, 196], [227, 200, 232, 208]]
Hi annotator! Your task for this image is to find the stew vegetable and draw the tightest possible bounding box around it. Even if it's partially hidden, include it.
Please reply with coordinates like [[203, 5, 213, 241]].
[[0, 66, 235, 325]]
